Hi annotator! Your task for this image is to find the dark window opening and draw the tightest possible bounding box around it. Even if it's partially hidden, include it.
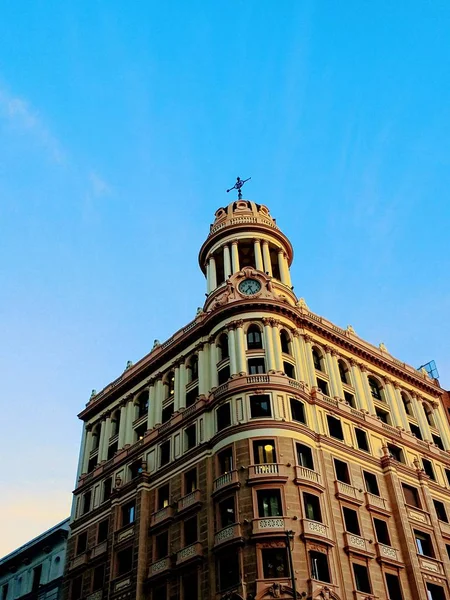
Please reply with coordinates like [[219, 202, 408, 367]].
[[129, 459, 144, 479], [343, 507, 360, 535], [385, 573, 403, 600], [92, 565, 105, 592], [165, 372, 175, 398], [375, 406, 390, 424], [189, 356, 199, 382], [218, 448, 233, 474], [158, 484, 170, 509], [363, 471, 380, 496], [103, 478, 112, 502], [303, 493, 322, 522], [410, 423, 423, 440], [218, 333, 229, 360], [402, 484, 421, 508], [327, 415, 344, 441], [82, 491, 91, 515], [355, 428, 369, 452], [401, 393, 413, 416], [374, 518, 391, 545], [184, 516, 198, 546], [387, 443, 404, 463], [215, 251, 225, 285], [280, 331, 290, 354], [217, 403, 232, 431], [97, 519, 109, 543], [185, 386, 198, 407], [434, 499, 448, 522], [1, 585, 8, 600], [283, 361, 295, 379], [432, 434, 444, 450], [262, 548, 289, 579], [296, 443, 314, 470], [161, 403, 174, 424], [334, 459, 350, 484], [111, 412, 120, 436], [184, 469, 197, 494], [219, 496, 236, 528], [88, 455, 98, 473], [134, 422, 147, 441], [71, 576, 83, 600], [107, 441, 118, 460], [117, 547, 133, 576], [185, 424, 196, 451], [182, 572, 197, 600], [250, 394, 271, 418], [414, 530, 434, 557], [310, 551, 331, 583], [290, 398, 306, 423], [122, 501, 136, 525], [257, 489, 282, 517], [160, 440, 170, 466], [247, 326, 263, 350], [248, 357, 266, 375], [32, 564, 42, 592], [253, 440, 276, 464], [423, 458, 436, 480], [426, 583, 446, 600], [317, 378, 329, 396], [218, 364, 230, 385], [153, 583, 167, 600], [344, 391, 356, 407], [353, 563, 371, 594], [239, 241, 256, 270], [217, 551, 240, 591], [445, 469, 450, 487], [269, 246, 281, 280], [312, 349, 323, 371], [155, 531, 169, 559], [368, 377, 382, 400], [338, 361, 350, 384], [137, 391, 149, 418]]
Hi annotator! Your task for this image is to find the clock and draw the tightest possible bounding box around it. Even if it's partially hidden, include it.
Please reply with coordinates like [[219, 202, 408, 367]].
[[238, 278, 262, 296]]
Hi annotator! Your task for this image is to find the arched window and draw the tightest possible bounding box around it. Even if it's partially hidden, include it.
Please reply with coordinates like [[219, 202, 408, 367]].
[[137, 391, 149, 419], [247, 325, 263, 350], [111, 410, 121, 436], [423, 403, 436, 428], [401, 392, 414, 417], [164, 371, 175, 399], [312, 348, 324, 372], [187, 355, 199, 383], [338, 360, 350, 385], [368, 376, 383, 401], [217, 333, 229, 361], [280, 330, 291, 355]]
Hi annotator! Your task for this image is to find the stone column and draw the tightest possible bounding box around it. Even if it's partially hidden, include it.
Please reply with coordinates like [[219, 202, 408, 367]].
[[198, 344, 208, 395], [409, 394, 428, 440], [228, 326, 238, 375], [154, 378, 164, 424], [82, 427, 92, 473], [278, 249, 289, 285], [173, 364, 181, 411], [97, 419, 106, 463], [262, 241, 272, 276], [292, 331, 306, 383], [206, 261, 210, 294], [118, 403, 128, 448], [349, 360, 367, 412], [330, 350, 344, 399], [417, 397, 433, 441], [231, 240, 240, 273], [392, 383, 410, 431], [434, 404, 450, 449], [209, 256, 217, 290], [100, 416, 112, 462], [254, 239, 264, 271], [209, 339, 219, 388], [324, 348, 339, 398], [271, 320, 283, 372], [235, 321, 247, 374], [359, 367, 376, 414], [302, 334, 317, 388], [384, 378, 404, 428], [147, 382, 155, 430], [223, 245, 232, 279], [284, 251, 292, 287], [263, 318, 276, 372], [125, 399, 136, 445], [178, 361, 186, 409]]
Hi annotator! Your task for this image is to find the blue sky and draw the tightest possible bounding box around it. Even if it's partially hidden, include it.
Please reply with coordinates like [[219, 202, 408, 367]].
[[1, 1, 450, 555]]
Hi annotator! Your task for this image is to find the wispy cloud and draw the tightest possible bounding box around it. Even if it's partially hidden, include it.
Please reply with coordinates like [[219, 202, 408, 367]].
[[0, 84, 65, 164], [89, 171, 111, 197]]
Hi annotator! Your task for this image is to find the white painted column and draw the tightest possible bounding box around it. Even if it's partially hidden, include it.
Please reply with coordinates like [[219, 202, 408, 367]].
[[278, 249, 289, 285], [384, 379, 404, 428], [271, 322, 283, 372], [228, 327, 238, 375], [359, 368, 376, 414], [262, 241, 272, 276], [174, 364, 181, 411], [97, 419, 107, 462], [235, 321, 247, 374], [198, 344, 208, 395], [349, 361, 367, 411], [223, 245, 232, 279], [292, 332, 306, 382], [118, 403, 128, 448], [392, 384, 410, 431], [147, 383, 156, 430], [206, 261, 211, 293], [302, 335, 317, 388], [209, 339, 219, 388], [209, 256, 217, 290], [263, 319, 276, 371], [100, 417, 112, 461], [254, 239, 264, 271], [179, 361, 186, 409], [330, 351, 344, 399], [324, 349, 339, 398], [125, 399, 136, 445], [154, 379, 164, 424], [82, 428, 92, 473], [231, 240, 240, 273], [284, 252, 292, 287]]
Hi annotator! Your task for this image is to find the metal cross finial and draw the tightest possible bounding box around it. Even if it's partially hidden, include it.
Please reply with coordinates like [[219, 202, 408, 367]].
[[226, 176, 251, 200]]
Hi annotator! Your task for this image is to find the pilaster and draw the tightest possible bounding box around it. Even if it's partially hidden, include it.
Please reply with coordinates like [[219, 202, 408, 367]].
[[271, 320, 283, 372], [263, 318, 276, 372], [228, 326, 238, 375], [209, 339, 219, 389], [147, 383, 156, 430]]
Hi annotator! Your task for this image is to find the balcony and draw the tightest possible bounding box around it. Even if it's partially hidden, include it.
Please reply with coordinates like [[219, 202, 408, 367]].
[[177, 490, 201, 514], [86, 592, 103, 600], [68, 552, 88, 570], [90, 541, 107, 558], [214, 523, 243, 549], [365, 492, 389, 515], [343, 532, 374, 558], [212, 470, 240, 496], [375, 542, 401, 565], [251, 516, 290, 537], [417, 554, 445, 575], [114, 524, 134, 544], [405, 505, 432, 527], [148, 557, 171, 579], [248, 464, 289, 485], [150, 506, 174, 529], [301, 519, 334, 546], [334, 481, 364, 505], [112, 575, 131, 593], [294, 466, 323, 490], [176, 542, 203, 566]]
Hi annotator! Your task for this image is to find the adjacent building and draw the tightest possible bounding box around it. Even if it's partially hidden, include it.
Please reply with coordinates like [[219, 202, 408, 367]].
[[63, 200, 450, 600], [0, 519, 69, 600]]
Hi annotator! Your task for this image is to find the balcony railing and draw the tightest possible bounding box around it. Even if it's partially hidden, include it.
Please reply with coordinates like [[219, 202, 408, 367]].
[[68, 552, 88, 570], [176, 542, 202, 565], [214, 523, 242, 548], [365, 492, 388, 513], [248, 464, 288, 483], [375, 542, 400, 563], [344, 531, 372, 555], [113, 575, 131, 593], [213, 470, 239, 493], [150, 506, 174, 528], [295, 466, 322, 487], [417, 554, 444, 575], [90, 541, 107, 558], [114, 524, 134, 544], [302, 519, 332, 544], [177, 490, 201, 512], [334, 481, 364, 505], [252, 516, 289, 535], [148, 557, 171, 578]]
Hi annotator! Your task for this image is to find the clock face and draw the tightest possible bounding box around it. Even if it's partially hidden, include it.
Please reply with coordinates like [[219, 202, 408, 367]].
[[238, 278, 262, 296]]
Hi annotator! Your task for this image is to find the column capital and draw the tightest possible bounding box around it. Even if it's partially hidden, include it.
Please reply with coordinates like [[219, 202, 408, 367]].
[[384, 376, 394, 386], [359, 364, 367, 373], [330, 349, 339, 357], [231, 239, 239, 245], [252, 237, 261, 244], [277, 247, 284, 255], [197, 342, 205, 351], [262, 317, 272, 326], [291, 329, 300, 338], [349, 358, 358, 367], [234, 319, 245, 329], [270, 318, 281, 328], [323, 344, 332, 354], [393, 381, 401, 390], [207, 336, 216, 345], [227, 323, 236, 331], [302, 333, 312, 344], [262, 239, 269, 247]]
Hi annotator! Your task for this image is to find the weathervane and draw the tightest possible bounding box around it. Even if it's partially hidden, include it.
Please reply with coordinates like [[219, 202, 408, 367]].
[[226, 176, 251, 200]]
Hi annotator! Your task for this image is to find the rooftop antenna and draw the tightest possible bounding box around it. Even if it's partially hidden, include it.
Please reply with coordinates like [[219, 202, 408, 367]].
[[226, 176, 251, 200]]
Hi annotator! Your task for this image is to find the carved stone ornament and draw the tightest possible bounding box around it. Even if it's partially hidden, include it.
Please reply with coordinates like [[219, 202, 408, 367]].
[[346, 324, 355, 334], [296, 297, 309, 310], [152, 339, 161, 350], [267, 582, 286, 598], [379, 342, 388, 352], [314, 587, 341, 600]]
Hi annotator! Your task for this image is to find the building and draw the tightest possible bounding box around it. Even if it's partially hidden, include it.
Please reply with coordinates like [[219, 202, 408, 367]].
[[64, 199, 450, 600], [0, 519, 69, 600]]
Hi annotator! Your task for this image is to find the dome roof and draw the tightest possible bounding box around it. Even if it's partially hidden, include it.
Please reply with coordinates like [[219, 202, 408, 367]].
[[209, 200, 278, 236]]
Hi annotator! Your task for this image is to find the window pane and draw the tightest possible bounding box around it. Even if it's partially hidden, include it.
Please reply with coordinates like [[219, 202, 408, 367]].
[[262, 548, 289, 578], [257, 490, 282, 517]]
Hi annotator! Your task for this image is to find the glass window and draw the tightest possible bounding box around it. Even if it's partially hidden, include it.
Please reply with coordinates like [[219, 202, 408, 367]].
[[388, 443, 405, 463], [374, 518, 391, 545], [334, 459, 350, 484], [344, 391, 356, 407], [355, 428, 369, 452], [218, 334, 229, 360], [343, 507, 360, 535], [184, 469, 197, 494], [312, 349, 323, 371], [250, 394, 271, 418], [218, 448, 233, 474], [317, 378, 329, 396], [401, 393, 413, 416], [76, 532, 87, 555], [31, 565, 42, 592], [248, 357, 266, 375], [414, 530, 434, 557], [185, 386, 198, 407], [426, 583, 446, 600], [157, 484, 170, 509], [117, 548, 133, 575], [434, 500, 448, 522], [122, 501, 135, 525], [185, 424, 196, 451], [262, 548, 289, 578], [385, 573, 403, 600], [82, 491, 91, 515], [432, 434, 444, 450], [410, 423, 423, 440], [280, 331, 290, 354], [257, 489, 283, 517], [422, 459, 436, 480], [160, 440, 170, 466], [283, 361, 295, 379], [402, 484, 421, 508], [290, 398, 306, 423], [182, 572, 197, 600], [218, 365, 231, 384], [155, 531, 169, 559], [338, 361, 350, 384], [253, 440, 276, 464], [310, 551, 330, 582], [217, 551, 240, 591], [137, 391, 149, 418], [71, 576, 83, 600], [92, 565, 104, 592], [296, 443, 314, 470], [219, 496, 236, 528], [303, 493, 322, 522], [363, 471, 380, 496], [353, 563, 371, 594], [184, 516, 197, 546], [97, 519, 109, 543], [375, 406, 391, 424], [247, 326, 263, 349], [368, 377, 382, 400], [327, 416, 344, 441], [217, 403, 232, 431], [161, 403, 174, 424]]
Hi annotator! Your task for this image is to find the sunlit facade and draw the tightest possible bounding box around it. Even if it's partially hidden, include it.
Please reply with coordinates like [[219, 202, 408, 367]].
[[63, 200, 450, 600]]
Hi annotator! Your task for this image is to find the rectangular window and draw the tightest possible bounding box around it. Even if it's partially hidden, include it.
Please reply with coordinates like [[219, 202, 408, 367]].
[[122, 501, 136, 525], [414, 530, 434, 557], [185, 424, 196, 451], [283, 361, 295, 379], [161, 403, 174, 424], [107, 441, 118, 460], [410, 423, 423, 440], [343, 507, 360, 535], [355, 428, 369, 452], [31, 564, 42, 592], [262, 548, 289, 578], [422, 458, 436, 480], [218, 447, 233, 474], [303, 493, 322, 522], [253, 440, 276, 464], [219, 496, 236, 528], [402, 484, 421, 508], [97, 519, 109, 543], [385, 573, 403, 600], [182, 572, 198, 600], [155, 531, 169, 559], [185, 386, 198, 407], [117, 547, 133, 576], [250, 394, 272, 418], [129, 459, 144, 479], [217, 551, 240, 591], [388, 443, 404, 463], [257, 489, 283, 517], [184, 469, 197, 494], [446, 469, 450, 487], [82, 491, 91, 515], [217, 403, 232, 431], [327, 415, 344, 441], [375, 406, 390, 424], [103, 477, 112, 502], [432, 434, 444, 450], [71, 576, 83, 600], [310, 551, 331, 582], [158, 484, 170, 509], [374, 518, 391, 545], [317, 378, 329, 396], [184, 516, 198, 546], [426, 583, 446, 600], [433, 499, 448, 522], [296, 443, 314, 470], [248, 357, 266, 375], [1, 585, 8, 600], [88, 456, 97, 473], [76, 532, 88, 555], [92, 565, 105, 592], [353, 563, 371, 594], [218, 365, 230, 385], [290, 398, 306, 423], [334, 459, 350, 484], [363, 471, 380, 496], [153, 583, 167, 600], [344, 391, 356, 408], [160, 440, 171, 466]]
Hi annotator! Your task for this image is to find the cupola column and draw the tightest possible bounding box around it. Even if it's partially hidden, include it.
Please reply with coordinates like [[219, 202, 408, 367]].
[[263, 318, 276, 372], [209, 255, 217, 290], [228, 326, 238, 375], [253, 239, 264, 271], [223, 245, 232, 279], [271, 320, 283, 372], [209, 339, 219, 388], [198, 344, 208, 395], [262, 241, 272, 276], [118, 403, 128, 448], [235, 321, 247, 374], [278, 248, 290, 286], [231, 240, 240, 273], [147, 382, 156, 430]]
